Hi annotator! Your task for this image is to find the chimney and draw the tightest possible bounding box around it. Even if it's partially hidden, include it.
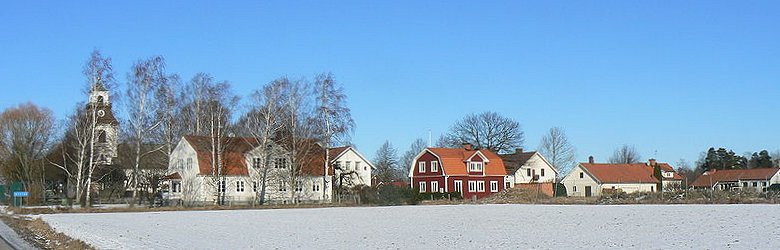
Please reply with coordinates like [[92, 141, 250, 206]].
[[588, 156, 594, 164], [648, 158, 657, 166], [515, 148, 523, 154], [462, 143, 473, 151]]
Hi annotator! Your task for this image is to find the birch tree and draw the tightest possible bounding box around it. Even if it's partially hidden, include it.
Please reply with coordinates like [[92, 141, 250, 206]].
[[313, 73, 354, 200], [48, 105, 93, 205], [81, 49, 117, 207], [125, 56, 167, 203], [236, 77, 289, 205]]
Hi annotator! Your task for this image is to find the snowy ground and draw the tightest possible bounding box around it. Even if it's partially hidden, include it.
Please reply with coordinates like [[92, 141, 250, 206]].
[[40, 204, 780, 249]]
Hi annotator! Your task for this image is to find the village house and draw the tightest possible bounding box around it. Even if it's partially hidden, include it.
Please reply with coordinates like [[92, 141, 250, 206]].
[[408, 143, 508, 199], [562, 157, 681, 197], [690, 168, 780, 192], [163, 136, 372, 205], [499, 149, 557, 196]]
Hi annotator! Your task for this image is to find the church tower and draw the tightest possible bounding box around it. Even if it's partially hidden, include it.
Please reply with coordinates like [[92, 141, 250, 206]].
[[86, 78, 119, 165]]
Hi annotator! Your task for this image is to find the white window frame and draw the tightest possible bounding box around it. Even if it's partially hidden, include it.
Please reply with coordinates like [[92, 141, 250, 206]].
[[355, 161, 361, 171], [468, 181, 477, 192], [431, 161, 439, 172], [419, 181, 427, 193], [431, 181, 439, 193], [418, 161, 426, 173], [477, 181, 485, 192], [490, 181, 498, 192], [469, 162, 484, 172], [454, 180, 463, 193], [346, 161, 352, 171]]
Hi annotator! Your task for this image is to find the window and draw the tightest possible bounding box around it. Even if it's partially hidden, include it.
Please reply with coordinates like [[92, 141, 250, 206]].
[[743, 182, 748, 187], [236, 181, 245, 192], [313, 183, 321, 192], [573, 186, 577, 192], [454, 180, 463, 193], [355, 162, 361, 171], [431, 181, 439, 193], [187, 158, 193, 170], [278, 181, 287, 192], [418, 162, 426, 173], [177, 159, 183, 169], [579, 172, 584, 178], [172, 182, 181, 193], [98, 131, 107, 143], [346, 161, 352, 171], [468, 181, 477, 192], [527, 169, 531, 176], [541, 169, 545, 177], [97, 95, 104, 103], [419, 182, 427, 193], [764, 182, 769, 186], [651, 186, 654, 192], [274, 158, 288, 169], [295, 182, 303, 192], [477, 181, 485, 192], [469, 162, 483, 172], [753, 182, 758, 187], [490, 181, 499, 192], [431, 161, 439, 172], [253, 158, 261, 168], [219, 180, 226, 193], [505, 182, 511, 189], [253, 181, 258, 192]]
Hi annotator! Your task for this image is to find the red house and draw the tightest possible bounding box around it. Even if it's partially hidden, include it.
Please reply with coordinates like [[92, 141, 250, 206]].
[[408, 143, 508, 199]]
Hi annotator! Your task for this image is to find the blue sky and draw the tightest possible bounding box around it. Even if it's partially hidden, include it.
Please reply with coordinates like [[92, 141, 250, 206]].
[[1, 1, 779, 168]]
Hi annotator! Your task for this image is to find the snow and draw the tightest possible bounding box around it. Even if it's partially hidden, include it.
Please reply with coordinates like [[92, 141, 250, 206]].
[[41, 204, 780, 249]]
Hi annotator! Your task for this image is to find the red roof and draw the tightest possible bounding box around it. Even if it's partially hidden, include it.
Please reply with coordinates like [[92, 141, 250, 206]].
[[163, 172, 182, 180], [580, 163, 659, 184], [690, 168, 780, 187], [657, 163, 684, 180], [184, 136, 256, 176], [183, 136, 338, 177], [426, 147, 507, 176]]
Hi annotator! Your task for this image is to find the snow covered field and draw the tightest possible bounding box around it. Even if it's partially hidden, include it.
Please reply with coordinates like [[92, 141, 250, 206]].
[[41, 204, 780, 249]]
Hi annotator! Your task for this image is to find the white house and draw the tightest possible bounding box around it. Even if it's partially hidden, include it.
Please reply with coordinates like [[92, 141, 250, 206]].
[[562, 157, 673, 197], [690, 168, 780, 192], [499, 149, 558, 196], [163, 136, 372, 205], [330, 146, 374, 188]]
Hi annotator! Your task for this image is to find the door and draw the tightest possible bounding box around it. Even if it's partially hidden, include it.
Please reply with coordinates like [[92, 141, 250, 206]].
[[585, 186, 592, 197]]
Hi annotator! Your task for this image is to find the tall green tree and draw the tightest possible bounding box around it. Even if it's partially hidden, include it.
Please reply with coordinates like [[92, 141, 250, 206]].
[[701, 147, 746, 171]]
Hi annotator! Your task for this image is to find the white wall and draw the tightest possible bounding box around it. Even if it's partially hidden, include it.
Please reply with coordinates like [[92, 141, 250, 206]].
[[332, 148, 373, 187], [601, 183, 657, 194], [561, 165, 600, 197], [512, 153, 557, 184]]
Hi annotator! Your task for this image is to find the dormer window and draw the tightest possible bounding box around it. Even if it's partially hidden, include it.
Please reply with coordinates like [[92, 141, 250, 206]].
[[469, 162, 483, 172]]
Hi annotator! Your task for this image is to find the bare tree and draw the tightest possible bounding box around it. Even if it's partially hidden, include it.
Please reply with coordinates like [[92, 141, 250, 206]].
[[538, 127, 576, 177], [400, 138, 427, 177], [125, 56, 168, 203], [313, 73, 354, 201], [608, 144, 642, 164], [75, 49, 119, 207], [48, 105, 93, 205], [443, 111, 524, 153], [236, 77, 290, 205], [373, 140, 400, 183], [0, 102, 56, 204], [154, 73, 186, 160], [280, 79, 316, 203]]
